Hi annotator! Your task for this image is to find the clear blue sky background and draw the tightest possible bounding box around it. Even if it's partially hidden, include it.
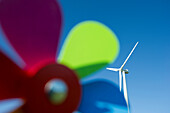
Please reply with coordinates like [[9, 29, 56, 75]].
[[0, 0, 170, 113]]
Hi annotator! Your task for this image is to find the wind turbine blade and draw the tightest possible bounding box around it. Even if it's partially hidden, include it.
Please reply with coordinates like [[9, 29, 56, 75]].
[[106, 68, 119, 71], [119, 71, 122, 92], [120, 42, 139, 69], [122, 71, 129, 106]]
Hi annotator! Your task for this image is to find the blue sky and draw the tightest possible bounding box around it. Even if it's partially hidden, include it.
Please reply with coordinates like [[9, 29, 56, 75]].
[[0, 0, 170, 113]]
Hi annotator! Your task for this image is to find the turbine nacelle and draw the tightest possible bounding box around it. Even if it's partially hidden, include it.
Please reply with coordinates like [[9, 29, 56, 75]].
[[122, 69, 129, 74]]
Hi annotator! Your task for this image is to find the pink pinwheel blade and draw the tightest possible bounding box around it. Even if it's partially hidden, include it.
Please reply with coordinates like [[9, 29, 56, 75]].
[[0, 0, 62, 75]]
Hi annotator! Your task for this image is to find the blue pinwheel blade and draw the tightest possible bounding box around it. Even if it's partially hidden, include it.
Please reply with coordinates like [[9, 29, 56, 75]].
[[78, 80, 128, 113]]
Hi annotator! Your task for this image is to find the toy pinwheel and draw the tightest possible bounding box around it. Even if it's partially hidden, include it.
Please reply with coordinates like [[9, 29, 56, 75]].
[[0, 0, 128, 112]]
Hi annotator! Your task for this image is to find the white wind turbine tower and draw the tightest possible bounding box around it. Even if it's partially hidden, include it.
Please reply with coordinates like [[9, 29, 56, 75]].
[[106, 42, 139, 113]]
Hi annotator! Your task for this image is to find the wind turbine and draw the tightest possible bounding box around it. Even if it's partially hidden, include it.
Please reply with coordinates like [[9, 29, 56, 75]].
[[106, 42, 139, 112]]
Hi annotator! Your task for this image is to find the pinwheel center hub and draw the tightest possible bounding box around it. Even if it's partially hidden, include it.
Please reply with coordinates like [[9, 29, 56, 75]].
[[24, 63, 81, 113], [45, 79, 68, 105]]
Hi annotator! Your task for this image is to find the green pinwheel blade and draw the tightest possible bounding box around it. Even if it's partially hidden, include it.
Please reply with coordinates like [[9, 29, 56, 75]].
[[58, 21, 119, 79]]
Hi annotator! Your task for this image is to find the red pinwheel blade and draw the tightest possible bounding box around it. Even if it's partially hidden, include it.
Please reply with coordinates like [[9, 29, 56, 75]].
[[0, 0, 62, 75], [0, 52, 28, 100], [0, 52, 81, 113]]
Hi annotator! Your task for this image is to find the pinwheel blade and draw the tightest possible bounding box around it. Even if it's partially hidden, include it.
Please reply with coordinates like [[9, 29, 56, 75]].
[[0, 0, 62, 75], [106, 68, 119, 72], [0, 52, 28, 100], [58, 21, 119, 79], [78, 80, 128, 113], [122, 71, 129, 107]]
